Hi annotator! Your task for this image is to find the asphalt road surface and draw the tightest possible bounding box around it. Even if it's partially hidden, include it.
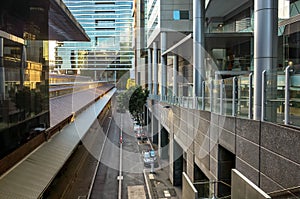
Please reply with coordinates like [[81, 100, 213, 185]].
[[45, 109, 149, 199]]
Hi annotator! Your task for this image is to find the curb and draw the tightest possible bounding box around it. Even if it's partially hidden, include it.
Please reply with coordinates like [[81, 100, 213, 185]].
[[143, 169, 152, 199]]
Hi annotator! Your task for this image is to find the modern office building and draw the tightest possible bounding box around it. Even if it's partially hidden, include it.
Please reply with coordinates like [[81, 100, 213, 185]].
[[0, 0, 88, 161], [134, 0, 300, 198], [55, 0, 134, 83], [132, 0, 147, 86]]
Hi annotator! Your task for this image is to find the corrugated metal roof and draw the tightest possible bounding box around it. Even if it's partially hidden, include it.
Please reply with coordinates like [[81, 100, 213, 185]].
[[0, 88, 116, 199]]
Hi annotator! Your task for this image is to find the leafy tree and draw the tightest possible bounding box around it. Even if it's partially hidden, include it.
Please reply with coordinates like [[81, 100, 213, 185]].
[[128, 86, 149, 126], [117, 85, 149, 125]]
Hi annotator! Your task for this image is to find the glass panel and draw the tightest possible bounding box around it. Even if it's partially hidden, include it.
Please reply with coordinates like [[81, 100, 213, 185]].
[[0, 39, 49, 150], [223, 77, 234, 116], [204, 80, 212, 111], [212, 79, 221, 114], [273, 72, 285, 124], [236, 75, 251, 118], [289, 74, 300, 126]]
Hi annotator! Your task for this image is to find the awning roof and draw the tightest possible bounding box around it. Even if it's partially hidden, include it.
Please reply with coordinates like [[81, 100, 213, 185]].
[[0, 88, 116, 199], [49, 0, 90, 41]]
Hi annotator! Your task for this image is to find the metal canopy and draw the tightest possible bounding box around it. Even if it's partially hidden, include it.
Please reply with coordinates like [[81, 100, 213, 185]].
[[49, 0, 90, 41]]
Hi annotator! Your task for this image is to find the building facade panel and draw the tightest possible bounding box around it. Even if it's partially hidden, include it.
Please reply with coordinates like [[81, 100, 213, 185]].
[[236, 117, 260, 144], [236, 135, 260, 170], [235, 157, 260, 186], [218, 129, 236, 154], [261, 121, 300, 164], [260, 147, 300, 193]]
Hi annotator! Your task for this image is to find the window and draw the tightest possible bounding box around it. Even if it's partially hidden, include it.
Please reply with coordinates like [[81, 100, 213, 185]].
[[173, 10, 189, 20]]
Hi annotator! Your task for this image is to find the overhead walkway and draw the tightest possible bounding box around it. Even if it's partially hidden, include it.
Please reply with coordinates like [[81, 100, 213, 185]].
[[0, 88, 116, 199], [50, 84, 114, 127]]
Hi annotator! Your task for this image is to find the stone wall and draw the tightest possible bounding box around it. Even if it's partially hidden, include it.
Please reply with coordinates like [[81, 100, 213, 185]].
[[149, 101, 300, 195]]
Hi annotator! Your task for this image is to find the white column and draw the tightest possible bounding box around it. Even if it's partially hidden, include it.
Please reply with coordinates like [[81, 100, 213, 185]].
[[153, 42, 158, 95], [148, 48, 152, 94], [161, 32, 167, 98], [0, 38, 5, 100], [193, 0, 205, 97], [173, 55, 178, 96], [253, 0, 278, 121]]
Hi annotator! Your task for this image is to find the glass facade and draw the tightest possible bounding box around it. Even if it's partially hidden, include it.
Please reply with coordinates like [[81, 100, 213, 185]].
[[56, 0, 134, 81], [146, 0, 300, 127], [0, 0, 50, 158]]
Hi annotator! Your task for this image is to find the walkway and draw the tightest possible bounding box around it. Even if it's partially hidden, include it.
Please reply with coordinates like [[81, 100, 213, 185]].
[[0, 88, 116, 199]]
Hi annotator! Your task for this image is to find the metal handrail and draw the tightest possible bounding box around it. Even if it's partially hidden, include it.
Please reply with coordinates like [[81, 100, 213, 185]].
[[147, 71, 300, 127]]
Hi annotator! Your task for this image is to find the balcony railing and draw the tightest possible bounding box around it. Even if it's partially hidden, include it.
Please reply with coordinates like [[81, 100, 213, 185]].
[[149, 68, 300, 127]]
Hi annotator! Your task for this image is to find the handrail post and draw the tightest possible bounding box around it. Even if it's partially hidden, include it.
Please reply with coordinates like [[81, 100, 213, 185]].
[[232, 77, 238, 116], [284, 66, 292, 125], [210, 79, 213, 112], [261, 70, 266, 121], [202, 81, 205, 110], [249, 73, 253, 119], [220, 79, 224, 115]]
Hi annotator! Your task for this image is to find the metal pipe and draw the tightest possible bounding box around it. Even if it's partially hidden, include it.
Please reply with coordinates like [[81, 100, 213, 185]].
[[0, 38, 5, 101], [232, 77, 237, 116], [161, 32, 167, 99], [193, 0, 205, 97], [249, 73, 253, 119], [173, 55, 178, 96], [253, 0, 278, 120], [261, 70, 266, 121], [210, 79, 213, 112], [153, 42, 158, 95], [148, 48, 152, 94], [284, 66, 292, 125], [202, 81, 205, 110]]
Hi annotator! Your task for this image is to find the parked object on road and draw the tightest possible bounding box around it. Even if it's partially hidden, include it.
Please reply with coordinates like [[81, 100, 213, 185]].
[[136, 131, 147, 141], [133, 124, 142, 133], [143, 150, 158, 167]]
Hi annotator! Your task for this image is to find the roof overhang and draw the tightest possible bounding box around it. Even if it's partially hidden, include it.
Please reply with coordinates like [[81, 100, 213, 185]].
[[206, 0, 249, 18], [49, 0, 90, 41]]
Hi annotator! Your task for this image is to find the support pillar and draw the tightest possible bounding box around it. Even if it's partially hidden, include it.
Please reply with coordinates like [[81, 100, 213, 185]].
[[172, 140, 183, 186], [153, 42, 158, 95], [161, 32, 167, 98], [148, 48, 152, 94], [173, 55, 178, 96], [20, 45, 26, 88], [158, 123, 162, 157], [152, 115, 158, 145], [193, 0, 205, 97], [253, 0, 278, 121]]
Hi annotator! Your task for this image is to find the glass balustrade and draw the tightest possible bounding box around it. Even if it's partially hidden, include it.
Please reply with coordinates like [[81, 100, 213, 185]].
[[148, 69, 300, 127]]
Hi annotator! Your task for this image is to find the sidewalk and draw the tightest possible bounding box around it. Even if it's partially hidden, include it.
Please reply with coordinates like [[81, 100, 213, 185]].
[[143, 146, 182, 199]]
